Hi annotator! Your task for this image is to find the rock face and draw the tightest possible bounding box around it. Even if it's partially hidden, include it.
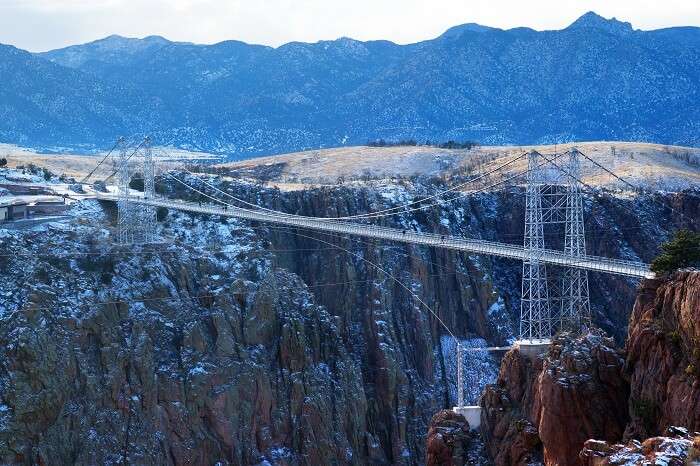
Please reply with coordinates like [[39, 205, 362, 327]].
[[624, 271, 700, 439], [0, 267, 369, 464], [481, 332, 629, 466], [0, 207, 378, 465], [426, 410, 471, 466], [481, 271, 700, 466], [480, 348, 543, 466], [580, 427, 699, 466], [535, 335, 629, 465]]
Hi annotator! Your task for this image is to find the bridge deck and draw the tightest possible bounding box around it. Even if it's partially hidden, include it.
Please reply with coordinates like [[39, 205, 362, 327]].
[[97, 194, 653, 279]]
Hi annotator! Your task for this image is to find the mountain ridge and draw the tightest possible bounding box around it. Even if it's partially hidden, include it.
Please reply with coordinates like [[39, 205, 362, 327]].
[[35, 11, 698, 53], [2, 12, 700, 158]]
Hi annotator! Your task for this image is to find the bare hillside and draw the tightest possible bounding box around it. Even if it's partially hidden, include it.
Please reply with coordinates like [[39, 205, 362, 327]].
[[220, 142, 700, 191], [2, 141, 699, 192], [0, 144, 219, 180]]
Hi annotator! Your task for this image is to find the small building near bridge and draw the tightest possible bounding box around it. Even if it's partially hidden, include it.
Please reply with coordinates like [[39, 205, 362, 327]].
[[8, 203, 28, 220], [0, 201, 29, 222]]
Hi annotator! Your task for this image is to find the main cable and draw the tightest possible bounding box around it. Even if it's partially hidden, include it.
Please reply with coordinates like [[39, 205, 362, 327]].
[[164, 152, 567, 223], [80, 138, 123, 184], [576, 149, 698, 229], [169, 149, 529, 221]]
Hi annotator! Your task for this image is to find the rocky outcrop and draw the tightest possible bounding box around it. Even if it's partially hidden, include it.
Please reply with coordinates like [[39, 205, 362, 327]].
[[481, 332, 629, 466], [426, 410, 470, 466], [481, 271, 700, 466], [535, 335, 629, 465], [624, 271, 700, 439], [480, 348, 543, 466], [580, 427, 699, 466], [0, 267, 370, 465], [0, 211, 383, 465]]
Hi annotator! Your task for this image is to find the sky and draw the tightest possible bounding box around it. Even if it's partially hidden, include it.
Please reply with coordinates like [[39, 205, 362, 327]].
[[1, 0, 699, 52]]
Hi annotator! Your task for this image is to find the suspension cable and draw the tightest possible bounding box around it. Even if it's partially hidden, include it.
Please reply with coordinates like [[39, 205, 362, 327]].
[[162, 147, 529, 220], [101, 138, 148, 183], [575, 149, 699, 229], [165, 152, 567, 222], [271, 227, 458, 340], [80, 138, 123, 184], [538, 150, 698, 231]]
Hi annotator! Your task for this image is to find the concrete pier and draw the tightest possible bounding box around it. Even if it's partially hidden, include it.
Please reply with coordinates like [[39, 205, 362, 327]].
[[452, 406, 481, 431], [515, 338, 551, 360]]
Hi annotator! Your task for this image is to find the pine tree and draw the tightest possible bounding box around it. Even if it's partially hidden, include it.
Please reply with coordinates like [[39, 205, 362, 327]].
[[650, 229, 700, 274]]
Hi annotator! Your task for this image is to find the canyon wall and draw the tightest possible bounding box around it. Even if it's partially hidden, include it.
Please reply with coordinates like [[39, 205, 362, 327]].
[[480, 332, 629, 466], [624, 271, 700, 439], [0, 179, 697, 465], [480, 271, 700, 466]]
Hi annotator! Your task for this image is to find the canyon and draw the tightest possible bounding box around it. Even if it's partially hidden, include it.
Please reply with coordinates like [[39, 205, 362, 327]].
[[0, 158, 699, 464]]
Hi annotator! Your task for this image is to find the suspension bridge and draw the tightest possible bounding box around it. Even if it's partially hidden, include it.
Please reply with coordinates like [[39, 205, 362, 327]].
[[83, 137, 658, 416]]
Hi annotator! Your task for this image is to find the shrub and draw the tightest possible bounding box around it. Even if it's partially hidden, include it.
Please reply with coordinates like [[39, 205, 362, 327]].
[[650, 230, 700, 274], [438, 140, 480, 150], [0, 157, 7, 167]]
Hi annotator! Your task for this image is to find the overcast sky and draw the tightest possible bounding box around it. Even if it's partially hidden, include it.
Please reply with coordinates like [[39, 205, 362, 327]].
[[1, 0, 699, 52]]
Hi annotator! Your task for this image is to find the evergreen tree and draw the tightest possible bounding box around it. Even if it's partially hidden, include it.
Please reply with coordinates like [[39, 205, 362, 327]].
[[650, 229, 700, 274]]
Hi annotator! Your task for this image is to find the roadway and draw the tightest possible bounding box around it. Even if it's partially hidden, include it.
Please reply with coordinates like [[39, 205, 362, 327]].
[[96, 193, 654, 279]]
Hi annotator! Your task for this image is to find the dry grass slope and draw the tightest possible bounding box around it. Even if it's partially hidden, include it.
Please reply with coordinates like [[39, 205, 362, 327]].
[[2, 141, 699, 191], [220, 142, 700, 190]]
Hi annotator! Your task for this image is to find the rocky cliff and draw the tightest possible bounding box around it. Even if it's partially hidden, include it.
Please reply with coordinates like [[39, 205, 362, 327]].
[[624, 271, 700, 439], [480, 332, 629, 466], [480, 271, 700, 466], [0, 219, 370, 464], [425, 410, 471, 466], [580, 426, 699, 466]]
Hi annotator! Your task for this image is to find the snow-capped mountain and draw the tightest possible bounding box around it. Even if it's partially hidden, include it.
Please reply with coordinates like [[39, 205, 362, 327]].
[[2, 11, 700, 157]]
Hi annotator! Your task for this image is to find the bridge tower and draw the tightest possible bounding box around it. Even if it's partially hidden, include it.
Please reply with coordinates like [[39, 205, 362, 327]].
[[116, 137, 157, 244], [519, 150, 553, 342], [139, 137, 157, 243], [560, 149, 591, 331], [117, 140, 134, 244]]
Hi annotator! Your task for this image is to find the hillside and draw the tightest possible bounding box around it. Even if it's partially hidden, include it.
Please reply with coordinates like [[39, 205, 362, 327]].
[[0, 143, 219, 179], [0, 12, 699, 156], [4, 141, 699, 191], [220, 141, 700, 190]]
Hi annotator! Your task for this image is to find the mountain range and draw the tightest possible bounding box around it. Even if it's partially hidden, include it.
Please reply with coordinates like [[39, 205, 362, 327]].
[[1, 11, 699, 159]]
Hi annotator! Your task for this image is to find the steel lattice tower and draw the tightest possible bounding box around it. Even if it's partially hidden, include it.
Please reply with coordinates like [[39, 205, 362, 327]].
[[138, 137, 157, 244], [560, 149, 591, 331], [116, 137, 157, 245], [117, 140, 134, 245], [520, 151, 553, 341]]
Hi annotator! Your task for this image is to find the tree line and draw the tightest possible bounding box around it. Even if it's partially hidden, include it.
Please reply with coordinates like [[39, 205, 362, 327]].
[[366, 139, 480, 149]]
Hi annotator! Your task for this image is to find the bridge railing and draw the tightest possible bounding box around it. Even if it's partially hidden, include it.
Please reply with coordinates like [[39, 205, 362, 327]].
[[96, 193, 653, 279]]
